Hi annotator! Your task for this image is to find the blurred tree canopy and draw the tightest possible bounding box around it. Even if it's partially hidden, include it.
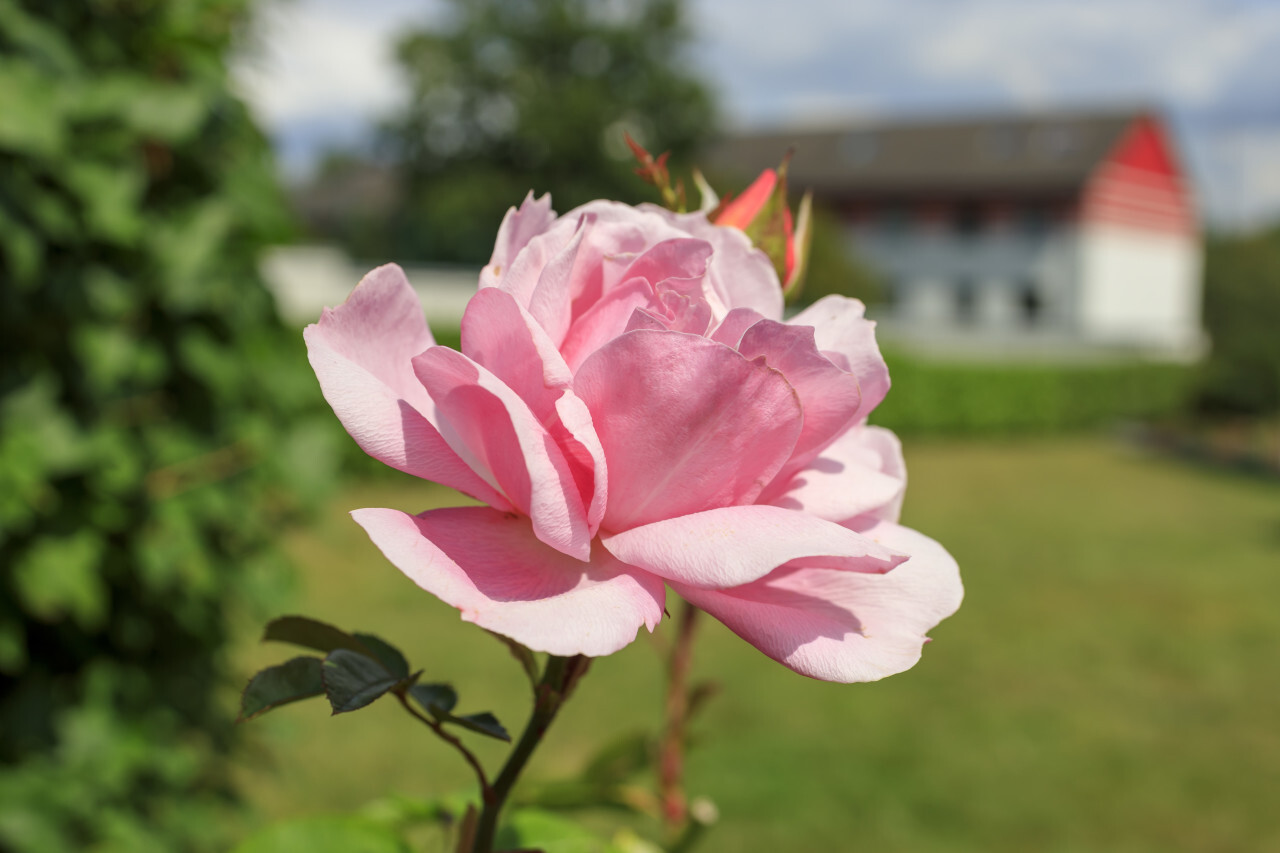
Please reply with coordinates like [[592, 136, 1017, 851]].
[[0, 1, 329, 850], [311, 0, 716, 264], [1196, 227, 1280, 415]]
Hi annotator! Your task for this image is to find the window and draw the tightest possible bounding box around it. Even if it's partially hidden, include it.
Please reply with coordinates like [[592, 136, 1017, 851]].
[[954, 278, 976, 324], [877, 205, 910, 239], [1018, 280, 1043, 325]]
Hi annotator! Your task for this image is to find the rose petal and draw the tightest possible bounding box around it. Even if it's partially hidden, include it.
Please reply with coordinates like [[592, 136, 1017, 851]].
[[353, 507, 666, 657], [574, 330, 803, 531], [641, 205, 784, 321], [480, 192, 557, 290], [768, 424, 907, 523], [709, 307, 767, 348], [412, 347, 592, 560], [461, 287, 607, 532], [671, 519, 962, 682], [789, 295, 890, 420], [601, 505, 905, 589], [559, 238, 714, 370], [304, 264, 511, 508], [738, 319, 863, 469]]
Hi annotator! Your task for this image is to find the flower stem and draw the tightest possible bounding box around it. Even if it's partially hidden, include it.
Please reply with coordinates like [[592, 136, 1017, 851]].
[[660, 600, 699, 838], [395, 694, 490, 793], [471, 654, 588, 853]]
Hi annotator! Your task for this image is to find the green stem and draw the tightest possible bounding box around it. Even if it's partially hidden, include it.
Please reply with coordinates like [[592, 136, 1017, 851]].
[[471, 655, 585, 853], [660, 601, 699, 839], [396, 693, 490, 793]]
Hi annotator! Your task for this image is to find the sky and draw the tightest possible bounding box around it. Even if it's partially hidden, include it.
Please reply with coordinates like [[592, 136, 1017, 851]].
[[232, 0, 1280, 229]]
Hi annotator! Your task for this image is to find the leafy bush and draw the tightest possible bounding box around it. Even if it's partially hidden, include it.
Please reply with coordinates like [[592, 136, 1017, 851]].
[[871, 351, 1194, 435], [0, 1, 332, 850]]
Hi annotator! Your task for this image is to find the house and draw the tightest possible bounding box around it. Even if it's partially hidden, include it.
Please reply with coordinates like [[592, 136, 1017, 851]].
[[712, 109, 1205, 360]]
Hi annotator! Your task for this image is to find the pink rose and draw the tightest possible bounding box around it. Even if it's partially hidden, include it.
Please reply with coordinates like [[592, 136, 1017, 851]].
[[305, 194, 961, 681]]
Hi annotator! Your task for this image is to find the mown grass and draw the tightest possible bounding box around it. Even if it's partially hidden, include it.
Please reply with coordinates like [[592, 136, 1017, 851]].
[[232, 437, 1280, 852]]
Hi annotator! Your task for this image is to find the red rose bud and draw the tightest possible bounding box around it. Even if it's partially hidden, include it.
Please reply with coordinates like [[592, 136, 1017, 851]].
[[713, 155, 812, 300]]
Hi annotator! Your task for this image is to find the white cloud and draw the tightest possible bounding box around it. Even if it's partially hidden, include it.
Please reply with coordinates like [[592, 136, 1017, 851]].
[[1193, 127, 1280, 228], [233, 0, 431, 129], [233, 0, 1280, 226]]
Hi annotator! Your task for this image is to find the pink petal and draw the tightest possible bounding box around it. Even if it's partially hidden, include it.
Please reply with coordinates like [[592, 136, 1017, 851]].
[[480, 192, 556, 290], [573, 330, 803, 531], [526, 214, 594, 346], [737, 320, 863, 470], [709, 307, 767, 348], [559, 277, 656, 373], [640, 205, 784, 321], [558, 238, 714, 370], [514, 203, 693, 346], [671, 519, 962, 682], [601, 505, 905, 589], [460, 288, 607, 532], [304, 265, 511, 508], [789, 295, 890, 420], [856, 425, 907, 524], [767, 425, 906, 523], [412, 347, 591, 560], [353, 507, 666, 657]]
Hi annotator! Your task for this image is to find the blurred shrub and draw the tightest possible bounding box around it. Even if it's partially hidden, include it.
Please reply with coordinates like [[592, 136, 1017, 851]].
[[0, 1, 333, 850], [1196, 228, 1280, 415], [871, 351, 1194, 435]]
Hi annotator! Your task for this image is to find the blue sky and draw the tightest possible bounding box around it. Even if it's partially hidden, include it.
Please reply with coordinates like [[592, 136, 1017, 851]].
[[233, 0, 1280, 229]]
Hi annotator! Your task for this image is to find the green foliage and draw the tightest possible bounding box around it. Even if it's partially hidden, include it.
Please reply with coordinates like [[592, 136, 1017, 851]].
[[242, 615, 510, 740], [0, 1, 328, 850], [1196, 227, 1280, 415], [230, 815, 413, 853], [327, 0, 715, 263], [871, 351, 1194, 435]]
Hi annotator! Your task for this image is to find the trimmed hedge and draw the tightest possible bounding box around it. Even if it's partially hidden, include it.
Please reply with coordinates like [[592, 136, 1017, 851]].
[[871, 350, 1195, 435]]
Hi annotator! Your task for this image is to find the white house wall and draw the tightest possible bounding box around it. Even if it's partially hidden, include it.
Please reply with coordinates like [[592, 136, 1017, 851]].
[[1076, 225, 1203, 355], [849, 222, 1079, 332]]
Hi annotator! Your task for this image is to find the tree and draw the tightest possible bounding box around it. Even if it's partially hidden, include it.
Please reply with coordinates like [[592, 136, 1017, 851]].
[[371, 0, 716, 263], [1197, 227, 1280, 415]]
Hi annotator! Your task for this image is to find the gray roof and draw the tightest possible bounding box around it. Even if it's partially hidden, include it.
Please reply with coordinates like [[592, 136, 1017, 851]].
[[710, 109, 1151, 198]]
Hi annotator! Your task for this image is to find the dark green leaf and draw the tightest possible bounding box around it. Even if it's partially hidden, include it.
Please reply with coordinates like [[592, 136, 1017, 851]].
[[440, 711, 510, 742], [485, 629, 538, 687], [239, 657, 324, 722], [353, 632, 410, 679], [322, 649, 404, 715], [263, 615, 370, 656], [409, 682, 457, 715]]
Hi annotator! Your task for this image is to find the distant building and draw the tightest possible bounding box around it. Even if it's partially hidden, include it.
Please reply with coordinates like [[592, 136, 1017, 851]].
[[714, 109, 1205, 360]]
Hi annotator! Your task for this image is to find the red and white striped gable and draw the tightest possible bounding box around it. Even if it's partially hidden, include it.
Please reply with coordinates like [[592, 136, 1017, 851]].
[[1079, 115, 1196, 236]]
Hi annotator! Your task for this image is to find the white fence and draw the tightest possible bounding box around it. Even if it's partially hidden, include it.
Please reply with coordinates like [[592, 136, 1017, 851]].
[[262, 245, 480, 328]]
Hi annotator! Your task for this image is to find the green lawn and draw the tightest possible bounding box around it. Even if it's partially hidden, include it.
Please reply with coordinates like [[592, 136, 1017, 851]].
[[232, 437, 1280, 852]]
